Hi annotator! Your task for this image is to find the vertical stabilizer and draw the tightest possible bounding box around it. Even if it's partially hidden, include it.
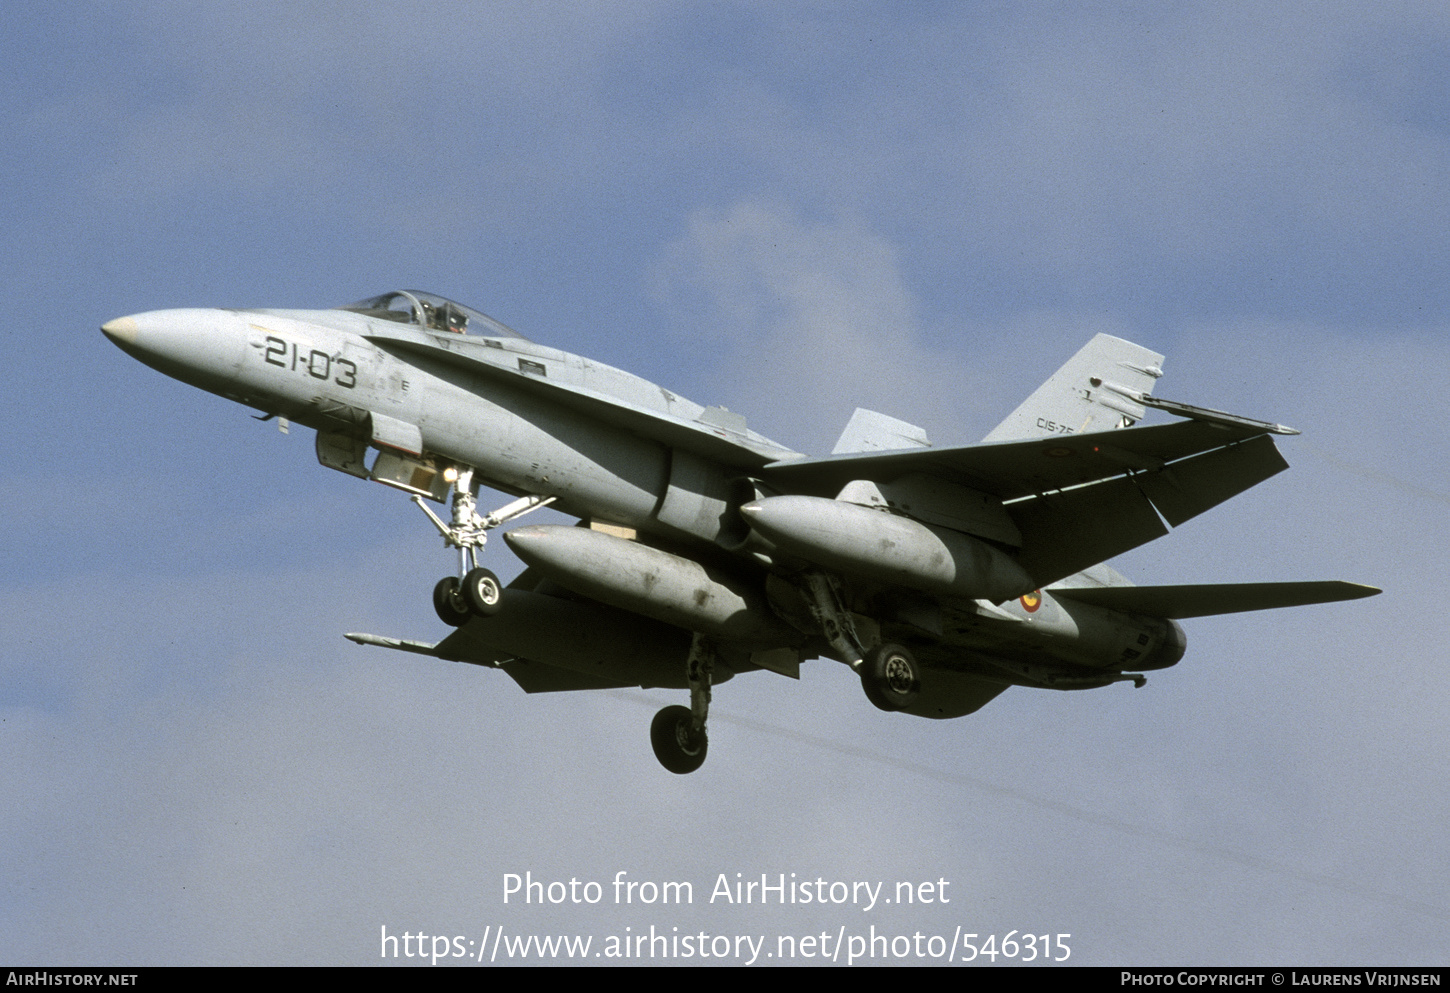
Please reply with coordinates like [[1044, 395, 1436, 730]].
[[981, 334, 1164, 443], [832, 408, 932, 454]]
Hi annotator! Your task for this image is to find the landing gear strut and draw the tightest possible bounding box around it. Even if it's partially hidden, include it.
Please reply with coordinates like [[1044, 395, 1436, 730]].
[[798, 570, 924, 713], [413, 466, 553, 626], [651, 633, 714, 774]]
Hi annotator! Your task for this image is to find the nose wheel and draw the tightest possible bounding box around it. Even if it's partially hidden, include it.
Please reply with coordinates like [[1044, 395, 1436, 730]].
[[461, 567, 503, 616], [432, 569, 504, 626], [432, 576, 472, 627]]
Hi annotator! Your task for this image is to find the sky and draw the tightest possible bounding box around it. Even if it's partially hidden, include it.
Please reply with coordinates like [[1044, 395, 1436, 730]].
[[3, 0, 1447, 967]]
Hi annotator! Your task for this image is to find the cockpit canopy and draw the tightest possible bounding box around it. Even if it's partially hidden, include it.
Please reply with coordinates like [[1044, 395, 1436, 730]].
[[337, 291, 529, 340]]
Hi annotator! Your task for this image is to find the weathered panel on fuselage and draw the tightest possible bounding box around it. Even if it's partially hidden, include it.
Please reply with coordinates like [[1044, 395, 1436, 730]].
[[656, 448, 750, 546], [235, 308, 763, 549], [379, 344, 673, 530], [235, 313, 378, 428], [944, 587, 1179, 671]]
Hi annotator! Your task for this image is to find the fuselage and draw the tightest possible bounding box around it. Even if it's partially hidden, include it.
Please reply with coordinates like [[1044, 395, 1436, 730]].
[[102, 294, 796, 550]]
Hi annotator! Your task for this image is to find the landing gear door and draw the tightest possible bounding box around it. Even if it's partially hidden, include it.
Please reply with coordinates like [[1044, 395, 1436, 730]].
[[371, 450, 450, 502], [316, 430, 369, 479], [364, 410, 451, 502], [369, 411, 424, 456]]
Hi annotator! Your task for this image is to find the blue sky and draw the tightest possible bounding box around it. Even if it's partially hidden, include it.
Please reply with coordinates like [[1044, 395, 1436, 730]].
[[3, 1, 1447, 965]]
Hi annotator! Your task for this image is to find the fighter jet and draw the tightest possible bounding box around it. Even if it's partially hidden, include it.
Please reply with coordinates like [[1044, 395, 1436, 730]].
[[102, 290, 1378, 773]]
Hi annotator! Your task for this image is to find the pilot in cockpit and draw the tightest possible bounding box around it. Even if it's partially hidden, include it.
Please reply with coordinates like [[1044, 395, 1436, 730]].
[[421, 300, 468, 334], [441, 303, 468, 334]]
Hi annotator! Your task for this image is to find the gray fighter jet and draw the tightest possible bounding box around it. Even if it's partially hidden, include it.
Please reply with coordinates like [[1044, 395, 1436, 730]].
[[103, 290, 1378, 773]]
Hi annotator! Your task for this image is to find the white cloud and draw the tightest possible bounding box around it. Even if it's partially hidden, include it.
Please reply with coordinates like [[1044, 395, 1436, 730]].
[[654, 201, 988, 452], [655, 6, 1450, 316]]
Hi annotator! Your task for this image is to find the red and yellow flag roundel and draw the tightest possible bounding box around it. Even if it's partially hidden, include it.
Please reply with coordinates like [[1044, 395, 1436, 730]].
[[1020, 590, 1042, 612]]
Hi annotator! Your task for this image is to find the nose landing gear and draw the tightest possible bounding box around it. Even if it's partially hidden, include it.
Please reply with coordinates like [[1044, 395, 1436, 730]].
[[432, 567, 504, 626], [413, 466, 553, 626], [432, 576, 473, 627]]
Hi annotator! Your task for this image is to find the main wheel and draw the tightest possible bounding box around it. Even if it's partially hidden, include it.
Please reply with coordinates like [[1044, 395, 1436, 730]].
[[861, 642, 920, 711], [432, 576, 472, 627], [650, 705, 708, 774], [462, 567, 503, 616]]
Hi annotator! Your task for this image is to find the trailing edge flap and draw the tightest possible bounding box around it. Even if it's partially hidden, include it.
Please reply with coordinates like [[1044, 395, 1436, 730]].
[[1050, 581, 1381, 619], [1009, 475, 1168, 585], [364, 327, 795, 469], [1134, 433, 1288, 527], [832, 408, 931, 455], [1010, 434, 1289, 585], [760, 417, 1281, 502]]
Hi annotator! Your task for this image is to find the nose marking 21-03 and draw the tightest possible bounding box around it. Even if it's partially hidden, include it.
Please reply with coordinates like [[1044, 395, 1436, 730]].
[[254, 328, 357, 388]]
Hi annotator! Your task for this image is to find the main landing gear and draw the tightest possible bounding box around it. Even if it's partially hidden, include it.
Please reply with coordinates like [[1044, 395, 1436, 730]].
[[799, 570, 921, 713], [413, 466, 553, 627], [860, 642, 921, 712], [651, 633, 714, 774]]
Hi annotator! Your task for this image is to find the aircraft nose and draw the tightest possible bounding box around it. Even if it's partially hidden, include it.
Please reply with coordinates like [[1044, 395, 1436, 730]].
[[101, 310, 179, 358], [100, 308, 247, 385], [100, 315, 139, 346]]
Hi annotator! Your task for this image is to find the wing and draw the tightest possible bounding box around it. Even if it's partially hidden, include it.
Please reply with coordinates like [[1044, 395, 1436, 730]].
[[343, 630, 634, 693], [760, 415, 1295, 587], [761, 417, 1280, 499], [346, 568, 699, 694]]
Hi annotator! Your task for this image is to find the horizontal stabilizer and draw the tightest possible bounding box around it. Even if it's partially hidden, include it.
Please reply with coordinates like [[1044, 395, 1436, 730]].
[[1051, 581, 1381, 619]]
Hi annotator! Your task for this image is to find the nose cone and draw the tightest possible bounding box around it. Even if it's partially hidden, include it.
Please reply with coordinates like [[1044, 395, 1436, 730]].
[[100, 315, 138, 346], [100, 308, 246, 388]]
